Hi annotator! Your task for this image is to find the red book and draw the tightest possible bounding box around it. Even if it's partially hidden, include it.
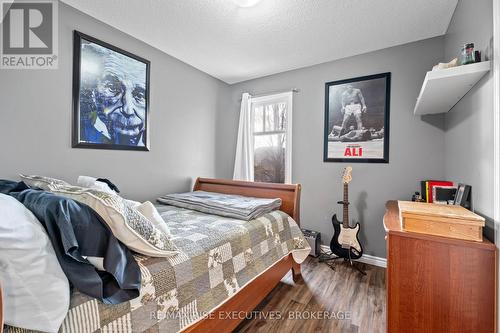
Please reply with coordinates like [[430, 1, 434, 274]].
[[426, 180, 453, 203]]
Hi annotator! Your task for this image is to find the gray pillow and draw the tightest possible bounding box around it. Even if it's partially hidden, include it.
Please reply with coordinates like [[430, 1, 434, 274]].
[[19, 174, 70, 191], [47, 183, 179, 257]]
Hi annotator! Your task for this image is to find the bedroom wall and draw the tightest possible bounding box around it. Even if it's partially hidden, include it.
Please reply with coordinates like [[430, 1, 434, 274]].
[[443, 0, 495, 239], [222, 37, 446, 258], [0, 2, 230, 201]]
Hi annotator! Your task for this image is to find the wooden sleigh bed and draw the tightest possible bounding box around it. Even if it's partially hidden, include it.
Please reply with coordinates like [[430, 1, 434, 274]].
[[184, 178, 303, 333], [0, 178, 303, 333]]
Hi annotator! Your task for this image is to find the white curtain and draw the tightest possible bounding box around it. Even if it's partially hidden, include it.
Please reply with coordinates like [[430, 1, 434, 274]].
[[233, 93, 254, 181]]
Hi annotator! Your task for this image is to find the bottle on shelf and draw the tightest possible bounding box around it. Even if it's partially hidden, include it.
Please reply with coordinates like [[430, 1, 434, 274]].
[[461, 43, 475, 65]]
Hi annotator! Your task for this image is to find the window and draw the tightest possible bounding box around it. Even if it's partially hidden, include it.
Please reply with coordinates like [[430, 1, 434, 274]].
[[251, 93, 292, 183]]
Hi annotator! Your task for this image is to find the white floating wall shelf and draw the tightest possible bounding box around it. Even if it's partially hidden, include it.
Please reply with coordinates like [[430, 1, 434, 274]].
[[414, 61, 491, 115]]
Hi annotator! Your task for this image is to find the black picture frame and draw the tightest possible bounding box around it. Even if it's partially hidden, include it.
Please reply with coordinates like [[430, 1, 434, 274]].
[[72, 31, 151, 151], [454, 183, 471, 207], [323, 72, 391, 163]]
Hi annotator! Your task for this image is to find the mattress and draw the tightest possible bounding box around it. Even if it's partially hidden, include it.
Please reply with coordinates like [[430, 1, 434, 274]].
[[5, 205, 309, 333]]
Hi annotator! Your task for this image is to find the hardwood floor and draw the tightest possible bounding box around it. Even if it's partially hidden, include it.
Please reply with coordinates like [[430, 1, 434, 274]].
[[233, 256, 386, 333]]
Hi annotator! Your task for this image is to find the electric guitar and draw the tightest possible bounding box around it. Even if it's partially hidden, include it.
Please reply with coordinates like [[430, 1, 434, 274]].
[[329, 167, 363, 260]]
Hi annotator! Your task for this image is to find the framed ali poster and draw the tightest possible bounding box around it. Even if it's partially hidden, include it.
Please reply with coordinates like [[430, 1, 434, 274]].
[[72, 31, 150, 151], [324, 72, 390, 163]]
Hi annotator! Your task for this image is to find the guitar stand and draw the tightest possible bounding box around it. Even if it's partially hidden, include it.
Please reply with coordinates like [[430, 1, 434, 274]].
[[319, 248, 366, 276], [347, 247, 366, 276]]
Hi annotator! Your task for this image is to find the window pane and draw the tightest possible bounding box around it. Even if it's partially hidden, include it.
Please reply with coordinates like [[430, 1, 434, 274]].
[[278, 103, 287, 131], [253, 101, 288, 133], [260, 103, 287, 132], [254, 133, 286, 183], [254, 106, 264, 132], [264, 105, 275, 132]]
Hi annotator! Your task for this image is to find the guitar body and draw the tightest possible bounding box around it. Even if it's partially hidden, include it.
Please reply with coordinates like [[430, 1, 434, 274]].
[[330, 215, 363, 260]]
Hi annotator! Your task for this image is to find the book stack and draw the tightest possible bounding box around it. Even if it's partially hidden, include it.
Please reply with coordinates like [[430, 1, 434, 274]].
[[420, 180, 455, 203]]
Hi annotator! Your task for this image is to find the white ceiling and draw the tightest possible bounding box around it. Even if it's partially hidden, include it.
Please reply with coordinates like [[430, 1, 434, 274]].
[[61, 0, 458, 84]]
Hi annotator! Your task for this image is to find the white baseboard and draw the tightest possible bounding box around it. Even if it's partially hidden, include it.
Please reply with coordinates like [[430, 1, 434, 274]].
[[319, 245, 387, 268]]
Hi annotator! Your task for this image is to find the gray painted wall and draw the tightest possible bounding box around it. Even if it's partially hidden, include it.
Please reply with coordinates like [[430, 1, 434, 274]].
[[224, 38, 446, 258], [0, 3, 230, 201], [2, 1, 493, 259], [443, 0, 494, 238]]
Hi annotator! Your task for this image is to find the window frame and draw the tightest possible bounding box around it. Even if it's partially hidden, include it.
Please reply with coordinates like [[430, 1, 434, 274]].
[[250, 92, 293, 184]]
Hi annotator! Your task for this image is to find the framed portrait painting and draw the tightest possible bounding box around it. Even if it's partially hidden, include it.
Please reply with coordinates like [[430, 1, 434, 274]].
[[72, 31, 150, 151], [324, 72, 391, 163]]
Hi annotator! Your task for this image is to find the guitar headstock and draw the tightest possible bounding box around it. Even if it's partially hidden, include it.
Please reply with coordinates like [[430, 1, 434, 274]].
[[342, 166, 352, 184]]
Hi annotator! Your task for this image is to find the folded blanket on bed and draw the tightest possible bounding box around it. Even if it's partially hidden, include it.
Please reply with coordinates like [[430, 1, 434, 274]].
[[0, 180, 141, 304], [157, 190, 282, 220]]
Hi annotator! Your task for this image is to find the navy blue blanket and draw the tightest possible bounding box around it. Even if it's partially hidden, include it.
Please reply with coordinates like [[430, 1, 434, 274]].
[[0, 180, 141, 304]]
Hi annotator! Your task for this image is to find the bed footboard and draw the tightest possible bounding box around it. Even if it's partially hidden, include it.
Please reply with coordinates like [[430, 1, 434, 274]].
[[183, 178, 303, 332]]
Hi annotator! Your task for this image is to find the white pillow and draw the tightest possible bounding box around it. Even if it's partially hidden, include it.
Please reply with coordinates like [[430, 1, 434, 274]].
[[0, 194, 69, 332], [135, 201, 172, 237], [77, 175, 116, 194], [48, 184, 178, 257]]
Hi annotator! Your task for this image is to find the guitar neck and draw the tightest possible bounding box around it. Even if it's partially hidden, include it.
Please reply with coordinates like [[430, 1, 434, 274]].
[[343, 183, 349, 227]]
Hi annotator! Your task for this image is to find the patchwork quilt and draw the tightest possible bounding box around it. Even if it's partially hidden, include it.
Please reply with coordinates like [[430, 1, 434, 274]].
[[5, 205, 309, 333]]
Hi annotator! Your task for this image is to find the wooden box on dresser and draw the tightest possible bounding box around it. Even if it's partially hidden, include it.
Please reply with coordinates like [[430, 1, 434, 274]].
[[384, 201, 496, 333]]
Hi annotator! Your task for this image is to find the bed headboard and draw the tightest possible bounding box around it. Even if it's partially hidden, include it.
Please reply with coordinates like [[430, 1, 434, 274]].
[[193, 178, 301, 224]]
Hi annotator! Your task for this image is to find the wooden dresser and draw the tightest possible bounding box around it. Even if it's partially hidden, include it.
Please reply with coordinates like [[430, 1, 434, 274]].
[[384, 201, 496, 333]]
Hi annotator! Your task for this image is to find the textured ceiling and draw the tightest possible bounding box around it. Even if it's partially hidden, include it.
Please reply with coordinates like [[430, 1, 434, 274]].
[[61, 0, 458, 84]]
